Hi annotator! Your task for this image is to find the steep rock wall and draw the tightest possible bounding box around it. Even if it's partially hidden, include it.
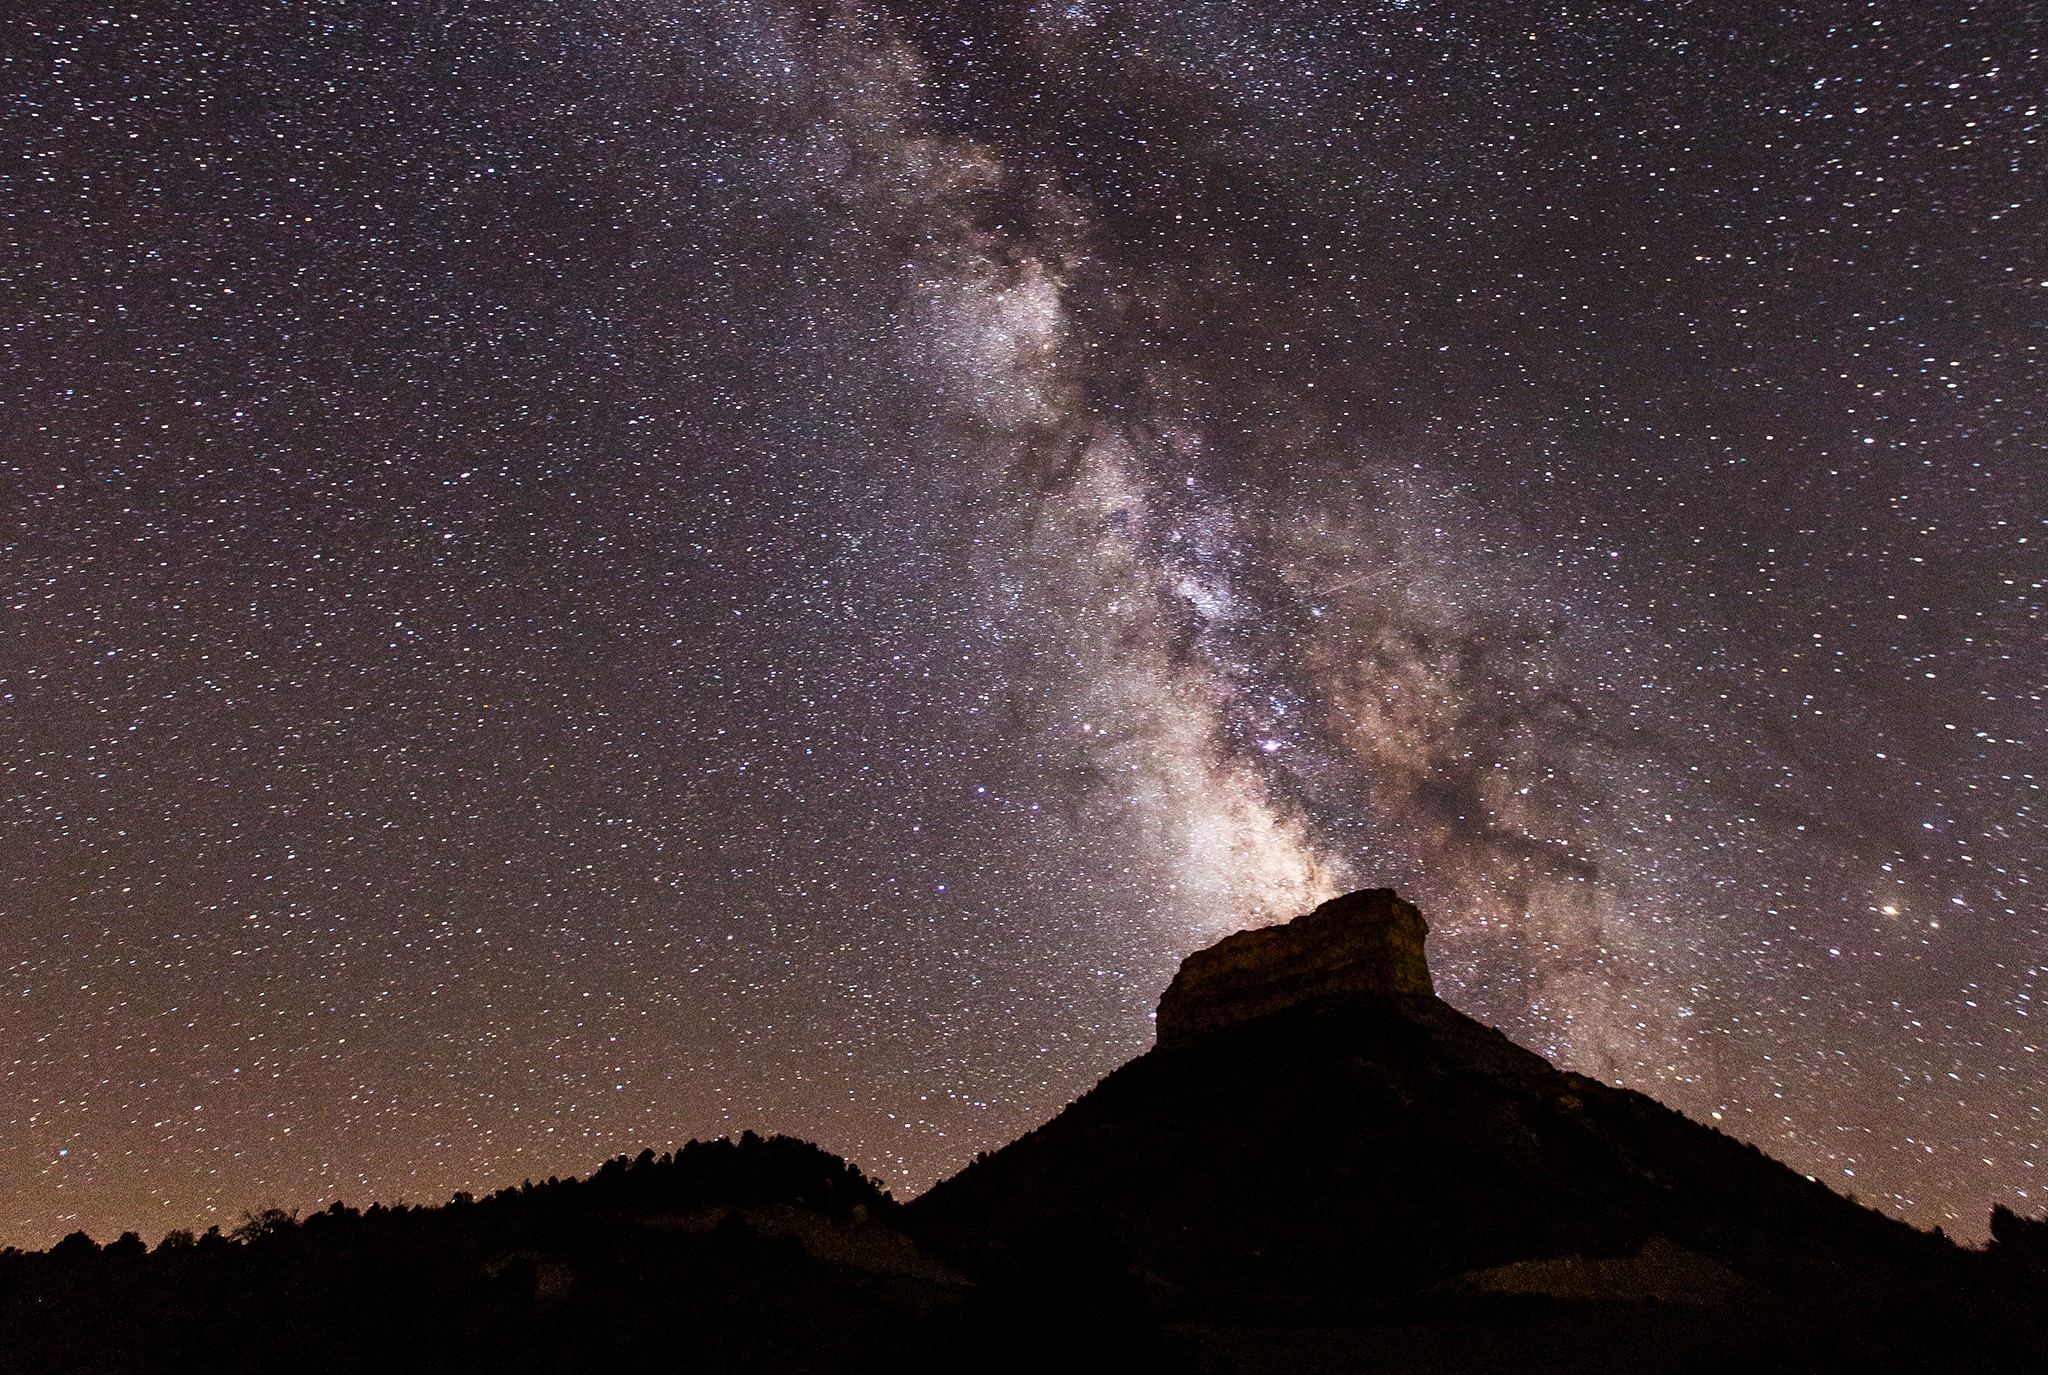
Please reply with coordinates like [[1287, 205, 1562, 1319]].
[[1155, 888, 1434, 1048]]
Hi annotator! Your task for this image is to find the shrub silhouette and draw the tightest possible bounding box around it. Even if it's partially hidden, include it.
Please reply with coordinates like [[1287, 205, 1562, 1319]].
[[1990, 1205, 2048, 1268], [48, 1231, 98, 1262], [229, 1207, 298, 1244]]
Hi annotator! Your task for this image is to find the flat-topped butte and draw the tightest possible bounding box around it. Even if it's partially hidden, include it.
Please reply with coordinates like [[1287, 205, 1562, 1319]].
[[1155, 888, 1434, 1048]]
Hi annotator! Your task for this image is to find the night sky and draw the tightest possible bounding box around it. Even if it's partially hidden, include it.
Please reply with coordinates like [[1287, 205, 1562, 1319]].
[[5, 0, 2041, 1249]]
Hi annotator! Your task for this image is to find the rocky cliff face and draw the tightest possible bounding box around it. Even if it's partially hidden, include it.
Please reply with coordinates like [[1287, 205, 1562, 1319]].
[[1154, 888, 1433, 1048]]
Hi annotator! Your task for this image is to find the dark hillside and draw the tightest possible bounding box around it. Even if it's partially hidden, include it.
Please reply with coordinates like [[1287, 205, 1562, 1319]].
[[0, 1134, 970, 1375], [907, 893, 2048, 1373], [5, 893, 2043, 1374]]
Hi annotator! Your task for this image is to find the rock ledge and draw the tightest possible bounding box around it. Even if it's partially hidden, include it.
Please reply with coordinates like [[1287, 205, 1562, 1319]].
[[1156, 888, 1434, 1048]]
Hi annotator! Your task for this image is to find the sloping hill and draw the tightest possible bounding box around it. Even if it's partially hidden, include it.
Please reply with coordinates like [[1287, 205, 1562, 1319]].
[[907, 890, 2046, 1372], [0, 1134, 969, 1375]]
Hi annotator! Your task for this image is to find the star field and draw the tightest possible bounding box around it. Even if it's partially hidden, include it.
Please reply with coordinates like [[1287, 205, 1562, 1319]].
[[3, 0, 2041, 1248]]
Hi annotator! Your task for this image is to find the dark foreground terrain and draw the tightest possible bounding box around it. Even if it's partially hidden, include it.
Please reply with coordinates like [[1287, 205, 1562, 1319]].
[[6, 892, 2045, 1373], [3, 1134, 978, 1374]]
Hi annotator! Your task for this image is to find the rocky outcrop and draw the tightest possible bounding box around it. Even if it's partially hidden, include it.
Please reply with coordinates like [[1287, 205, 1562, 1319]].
[[1155, 888, 1433, 1048]]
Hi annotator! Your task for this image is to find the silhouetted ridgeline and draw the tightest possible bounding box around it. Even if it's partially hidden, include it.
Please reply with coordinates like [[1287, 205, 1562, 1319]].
[[6, 893, 2046, 1374], [1, 1132, 1006, 1374]]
